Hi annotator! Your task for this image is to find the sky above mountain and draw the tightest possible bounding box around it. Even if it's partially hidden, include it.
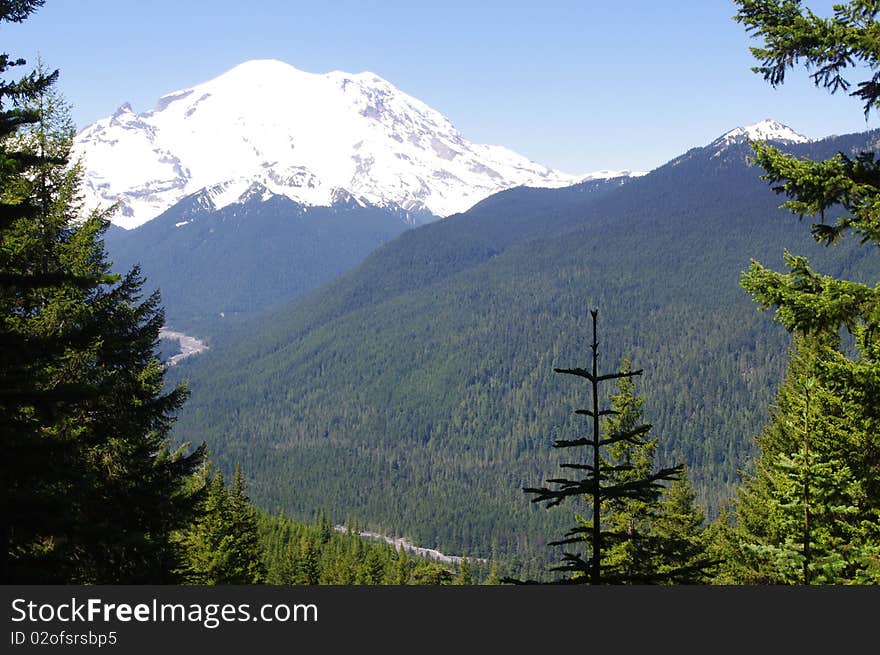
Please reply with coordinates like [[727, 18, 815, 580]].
[[6, 0, 874, 174]]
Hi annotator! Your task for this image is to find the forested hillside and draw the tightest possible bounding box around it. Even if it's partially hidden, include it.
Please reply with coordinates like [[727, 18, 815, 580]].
[[104, 193, 427, 335], [167, 128, 880, 575]]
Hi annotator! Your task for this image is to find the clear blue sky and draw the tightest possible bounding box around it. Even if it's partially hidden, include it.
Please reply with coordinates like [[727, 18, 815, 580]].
[[4, 0, 874, 174]]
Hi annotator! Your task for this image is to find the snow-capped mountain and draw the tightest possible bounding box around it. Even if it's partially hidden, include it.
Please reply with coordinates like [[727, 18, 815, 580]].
[[74, 59, 593, 229], [712, 118, 811, 149]]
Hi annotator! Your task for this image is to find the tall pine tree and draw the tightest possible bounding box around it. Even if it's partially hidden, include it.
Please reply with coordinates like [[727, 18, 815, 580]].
[[731, 0, 880, 584], [0, 0, 77, 583], [1, 11, 206, 582]]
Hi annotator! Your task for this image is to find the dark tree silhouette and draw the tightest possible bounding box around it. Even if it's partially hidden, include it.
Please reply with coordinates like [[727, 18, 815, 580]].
[[516, 309, 682, 584]]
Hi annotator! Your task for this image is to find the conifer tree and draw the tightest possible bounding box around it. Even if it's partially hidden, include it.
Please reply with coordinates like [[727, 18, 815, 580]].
[[483, 561, 501, 585], [704, 505, 743, 585], [180, 464, 265, 584], [455, 557, 474, 585], [314, 510, 333, 544], [226, 464, 267, 583], [357, 548, 387, 585], [179, 469, 233, 584], [1, 35, 205, 581], [411, 562, 454, 585], [731, 0, 880, 584], [0, 0, 80, 583], [729, 337, 880, 583], [594, 363, 662, 582], [520, 310, 682, 584], [575, 359, 713, 583], [297, 537, 321, 585], [394, 546, 412, 585], [652, 468, 715, 583]]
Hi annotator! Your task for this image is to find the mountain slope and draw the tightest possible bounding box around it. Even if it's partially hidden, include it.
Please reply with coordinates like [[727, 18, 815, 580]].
[[105, 176, 633, 334], [166, 125, 880, 573], [104, 189, 424, 333], [75, 59, 606, 229]]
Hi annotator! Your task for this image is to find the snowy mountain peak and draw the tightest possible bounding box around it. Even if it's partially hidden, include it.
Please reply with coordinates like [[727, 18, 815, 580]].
[[73, 59, 599, 229], [112, 102, 133, 118], [714, 119, 810, 147], [578, 169, 647, 182], [219, 57, 302, 76]]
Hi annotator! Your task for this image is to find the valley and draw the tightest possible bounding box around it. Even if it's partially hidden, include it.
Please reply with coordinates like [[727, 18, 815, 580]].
[[159, 123, 880, 576], [333, 526, 485, 566], [159, 329, 209, 366]]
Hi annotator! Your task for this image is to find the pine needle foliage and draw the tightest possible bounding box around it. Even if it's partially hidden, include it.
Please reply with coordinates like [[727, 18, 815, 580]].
[[516, 310, 683, 584], [730, 1, 880, 584], [1, 6, 205, 582]]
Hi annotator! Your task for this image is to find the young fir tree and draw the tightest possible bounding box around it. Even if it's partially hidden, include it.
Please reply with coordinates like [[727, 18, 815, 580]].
[[296, 536, 321, 585], [518, 310, 683, 584], [592, 362, 662, 583], [179, 469, 233, 584], [455, 557, 474, 585], [357, 548, 388, 585], [411, 561, 454, 585], [652, 468, 715, 583], [582, 360, 712, 583], [394, 546, 412, 585], [704, 505, 742, 585], [729, 336, 880, 583], [260, 516, 301, 585], [730, 0, 880, 583], [483, 560, 501, 585], [226, 464, 267, 583], [180, 464, 265, 584], [1, 43, 205, 582]]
